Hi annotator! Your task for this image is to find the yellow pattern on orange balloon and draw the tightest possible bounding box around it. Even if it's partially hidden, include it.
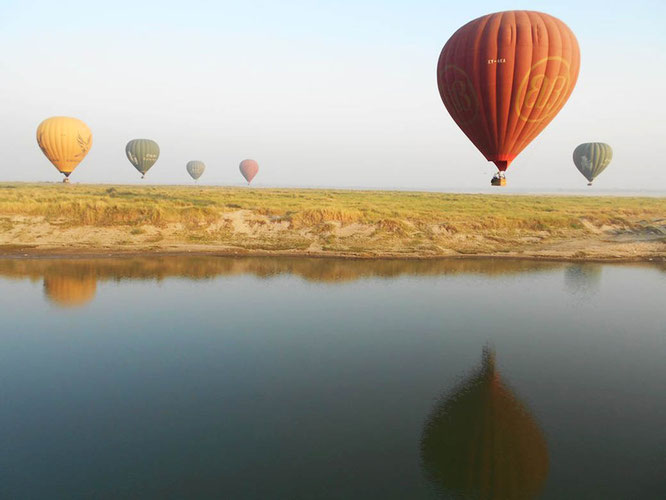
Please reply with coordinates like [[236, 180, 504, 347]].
[[36, 116, 92, 177]]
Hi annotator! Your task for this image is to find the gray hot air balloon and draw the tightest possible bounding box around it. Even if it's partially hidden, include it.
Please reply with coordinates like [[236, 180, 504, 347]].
[[573, 143, 613, 186], [186, 160, 205, 181], [126, 139, 160, 179]]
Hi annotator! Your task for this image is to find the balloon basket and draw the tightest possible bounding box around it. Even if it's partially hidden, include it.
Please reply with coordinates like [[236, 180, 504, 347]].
[[63, 177, 70, 184], [491, 177, 506, 187], [587, 182, 593, 186]]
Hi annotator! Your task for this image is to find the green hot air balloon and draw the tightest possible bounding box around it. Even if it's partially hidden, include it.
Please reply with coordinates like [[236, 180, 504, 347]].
[[573, 143, 613, 186], [186, 160, 205, 182], [126, 139, 160, 179]]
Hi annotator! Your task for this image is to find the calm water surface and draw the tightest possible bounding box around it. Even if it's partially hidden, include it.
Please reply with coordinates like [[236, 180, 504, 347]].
[[0, 256, 664, 499]]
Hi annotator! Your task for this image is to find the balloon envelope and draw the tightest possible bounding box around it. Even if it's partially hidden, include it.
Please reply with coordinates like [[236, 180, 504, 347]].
[[36, 116, 92, 177], [126, 139, 160, 177], [239, 159, 259, 184], [573, 143, 613, 184], [186, 160, 206, 181], [437, 11, 580, 172]]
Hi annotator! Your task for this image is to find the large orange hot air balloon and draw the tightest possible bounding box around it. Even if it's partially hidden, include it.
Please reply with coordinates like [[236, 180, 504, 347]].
[[36, 117, 92, 182], [437, 11, 580, 185]]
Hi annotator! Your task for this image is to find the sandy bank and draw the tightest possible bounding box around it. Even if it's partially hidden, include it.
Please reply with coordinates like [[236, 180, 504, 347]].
[[0, 184, 663, 262]]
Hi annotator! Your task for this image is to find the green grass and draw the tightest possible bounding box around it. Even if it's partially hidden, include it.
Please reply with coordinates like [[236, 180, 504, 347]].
[[0, 183, 663, 258], [0, 183, 662, 232]]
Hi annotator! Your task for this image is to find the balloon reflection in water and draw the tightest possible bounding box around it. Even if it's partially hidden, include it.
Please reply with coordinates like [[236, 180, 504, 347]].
[[564, 264, 602, 297], [421, 347, 548, 499], [43, 274, 97, 308]]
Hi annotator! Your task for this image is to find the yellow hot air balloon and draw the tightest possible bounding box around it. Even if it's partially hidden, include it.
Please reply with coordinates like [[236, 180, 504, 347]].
[[36, 116, 92, 182]]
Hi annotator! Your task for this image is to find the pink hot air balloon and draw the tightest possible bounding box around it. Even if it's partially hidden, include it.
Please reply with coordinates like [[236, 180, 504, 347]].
[[239, 159, 259, 185]]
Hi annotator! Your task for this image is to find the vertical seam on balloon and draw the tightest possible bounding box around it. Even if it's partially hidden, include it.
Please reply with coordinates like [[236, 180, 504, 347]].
[[500, 11, 536, 156], [448, 28, 470, 128], [594, 144, 599, 180], [498, 11, 516, 160], [57, 120, 64, 174], [441, 25, 478, 154], [142, 140, 146, 174], [502, 11, 528, 163], [50, 122, 57, 173], [52, 121, 58, 173], [141, 140, 145, 174], [521, 18, 577, 150], [65, 119, 73, 174], [512, 14, 566, 155], [504, 12, 542, 157], [484, 12, 499, 155], [512, 13, 557, 149], [473, 14, 494, 160], [51, 121, 58, 173], [523, 19, 575, 151]]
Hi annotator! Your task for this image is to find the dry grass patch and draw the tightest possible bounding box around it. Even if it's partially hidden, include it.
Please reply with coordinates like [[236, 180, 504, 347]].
[[0, 183, 663, 258]]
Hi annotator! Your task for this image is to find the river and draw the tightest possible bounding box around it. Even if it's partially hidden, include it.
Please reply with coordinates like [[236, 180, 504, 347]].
[[0, 256, 664, 499]]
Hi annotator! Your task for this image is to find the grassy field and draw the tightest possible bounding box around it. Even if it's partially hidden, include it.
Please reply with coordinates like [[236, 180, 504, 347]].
[[0, 183, 664, 260]]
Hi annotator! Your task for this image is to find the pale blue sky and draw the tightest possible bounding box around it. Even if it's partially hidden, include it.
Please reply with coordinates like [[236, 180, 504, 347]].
[[1, 0, 665, 191]]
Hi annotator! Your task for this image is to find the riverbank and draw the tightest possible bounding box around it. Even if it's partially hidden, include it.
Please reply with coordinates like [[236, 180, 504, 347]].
[[0, 183, 664, 261]]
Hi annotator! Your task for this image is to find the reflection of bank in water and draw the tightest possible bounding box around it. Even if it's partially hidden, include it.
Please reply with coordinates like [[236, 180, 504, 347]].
[[564, 264, 603, 297], [0, 256, 563, 285], [0, 257, 565, 309], [43, 274, 97, 308], [421, 347, 548, 499]]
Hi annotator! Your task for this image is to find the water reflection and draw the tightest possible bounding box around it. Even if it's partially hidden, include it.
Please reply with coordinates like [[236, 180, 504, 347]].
[[43, 274, 97, 308], [564, 264, 603, 297], [421, 347, 548, 500], [0, 256, 562, 308]]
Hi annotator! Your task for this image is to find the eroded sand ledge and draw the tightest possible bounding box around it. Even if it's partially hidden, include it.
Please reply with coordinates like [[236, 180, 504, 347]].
[[1, 212, 664, 262], [0, 184, 664, 262]]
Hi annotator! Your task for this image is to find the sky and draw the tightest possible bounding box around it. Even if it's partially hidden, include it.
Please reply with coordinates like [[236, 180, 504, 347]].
[[1, 0, 665, 191]]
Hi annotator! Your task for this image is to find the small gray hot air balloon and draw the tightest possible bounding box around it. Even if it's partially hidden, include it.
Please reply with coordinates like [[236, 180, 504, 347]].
[[186, 160, 205, 182], [573, 143, 613, 186], [126, 139, 160, 179], [239, 159, 259, 185]]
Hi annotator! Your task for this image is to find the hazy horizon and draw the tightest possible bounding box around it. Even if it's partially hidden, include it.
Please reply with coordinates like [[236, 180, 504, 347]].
[[2, 0, 665, 191]]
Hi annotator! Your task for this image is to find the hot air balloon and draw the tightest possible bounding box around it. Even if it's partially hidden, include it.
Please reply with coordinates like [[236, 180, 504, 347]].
[[239, 159, 259, 185], [437, 11, 580, 186], [36, 117, 92, 183], [573, 143, 612, 185], [186, 161, 205, 182], [421, 346, 549, 499], [126, 139, 160, 179]]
